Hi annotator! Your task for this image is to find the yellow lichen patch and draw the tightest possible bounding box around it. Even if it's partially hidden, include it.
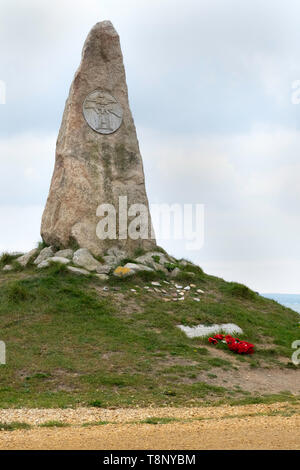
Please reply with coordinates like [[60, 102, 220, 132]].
[[114, 266, 132, 277]]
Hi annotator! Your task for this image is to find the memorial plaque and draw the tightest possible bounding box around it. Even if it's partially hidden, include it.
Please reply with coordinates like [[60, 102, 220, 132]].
[[83, 90, 123, 134]]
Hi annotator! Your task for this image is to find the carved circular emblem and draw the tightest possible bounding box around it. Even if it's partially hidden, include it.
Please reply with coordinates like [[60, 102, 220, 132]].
[[83, 90, 123, 134]]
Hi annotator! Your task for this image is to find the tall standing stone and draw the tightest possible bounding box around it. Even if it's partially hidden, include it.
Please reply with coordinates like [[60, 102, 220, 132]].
[[41, 21, 156, 256]]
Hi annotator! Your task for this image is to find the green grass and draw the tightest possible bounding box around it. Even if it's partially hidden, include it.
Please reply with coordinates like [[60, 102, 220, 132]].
[[133, 247, 146, 257], [0, 421, 31, 431], [140, 417, 179, 425], [120, 258, 137, 266], [154, 246, 168, 255], [0, 253, 20, 269], [82, 420, 111, 427], [1, 405, 298, 432], [0, 263, 299, 408], [6, 281, 32, 302], [221, 282, 257, 300], [37, 241, 47, 251], [88, 400, 103, 408], [164, 263, 177, 272], [38, 421, 69, 428]]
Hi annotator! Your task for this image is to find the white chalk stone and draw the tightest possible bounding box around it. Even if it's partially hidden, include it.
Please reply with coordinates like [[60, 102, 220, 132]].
[[177, 323, 243, 338]]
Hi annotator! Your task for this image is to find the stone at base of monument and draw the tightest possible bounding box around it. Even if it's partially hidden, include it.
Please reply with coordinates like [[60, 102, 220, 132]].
[[37, 257, 71, 269], [3, 265, 13, 272], [113, 266, 135, 278], [55, 249, 74, 260], [40, 20, 156, 257], [6, 244, 197, 287], [96, 264, 111, 274], [34, 247, 55, 266], [73, 248, 101, 272], [67, 266, 91, 276], [16, 249, 38, 267], [95, 274, 110, 281]]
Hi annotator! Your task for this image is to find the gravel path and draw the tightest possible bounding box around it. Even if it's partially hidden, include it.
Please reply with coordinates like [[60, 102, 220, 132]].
[[0, 402, 299, 450], [0, 401, 297, 425]]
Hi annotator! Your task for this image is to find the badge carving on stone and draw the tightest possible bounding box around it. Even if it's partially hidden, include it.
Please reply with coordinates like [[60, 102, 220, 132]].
[[83, 90, 123, 134]]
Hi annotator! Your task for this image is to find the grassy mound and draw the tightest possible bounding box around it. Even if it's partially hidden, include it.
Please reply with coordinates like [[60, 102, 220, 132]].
[[0, 263, 299, 408]]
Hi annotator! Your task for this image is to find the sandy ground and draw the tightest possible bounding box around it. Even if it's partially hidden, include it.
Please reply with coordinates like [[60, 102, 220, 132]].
[[0, 402, 299, 450]]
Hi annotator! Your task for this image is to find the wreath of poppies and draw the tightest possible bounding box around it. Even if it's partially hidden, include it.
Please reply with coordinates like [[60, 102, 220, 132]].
[[208, 334, 254, 355]]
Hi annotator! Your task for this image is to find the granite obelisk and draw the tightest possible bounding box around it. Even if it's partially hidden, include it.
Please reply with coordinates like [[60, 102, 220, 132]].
[[41, 21, 156, 256]]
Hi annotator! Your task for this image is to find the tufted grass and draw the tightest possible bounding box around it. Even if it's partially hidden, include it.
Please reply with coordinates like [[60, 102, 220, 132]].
[[0, 263, 298, 408]]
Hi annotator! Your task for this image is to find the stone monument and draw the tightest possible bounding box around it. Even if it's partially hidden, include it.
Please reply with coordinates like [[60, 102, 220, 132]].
[[41, 21, 156, 256]]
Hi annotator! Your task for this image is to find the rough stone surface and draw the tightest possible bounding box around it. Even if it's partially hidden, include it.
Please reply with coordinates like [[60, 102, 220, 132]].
[[123, 262, 153, 273], [95, 274, 109, 281], [179, 260, 188, 267], [34, 247, 55, 265], [3, 265, 13, 272], [113, 266, 135, 278], [106, 247, 126, 259], [41, 21, 156, 256], [37, 260, 51, 269], [73, 248, 101, 271], [170, 267, 181, 278], [17, 249, 38, 267], [102, 255, 119, 267], [135, 251, 170, 273], [178, 323, 244, 339], [185, 272, 196, 278], [55, 249, 73, 259], [50, 257, 71, 265], [102, 248, 126, 267], [67, 266, 90, 276], [96, 264, 111, 274], [37, 256, 70, 269]]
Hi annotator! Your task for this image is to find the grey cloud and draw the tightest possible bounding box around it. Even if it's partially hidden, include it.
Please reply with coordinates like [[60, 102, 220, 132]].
[[1, 0, 300, 135]]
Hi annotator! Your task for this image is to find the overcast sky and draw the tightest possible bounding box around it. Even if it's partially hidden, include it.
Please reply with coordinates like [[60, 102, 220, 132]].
[[0, 0, 299, 293]]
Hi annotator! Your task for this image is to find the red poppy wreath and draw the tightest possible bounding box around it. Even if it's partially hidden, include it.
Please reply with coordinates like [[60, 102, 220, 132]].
[[208, 334, 254, 354]]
